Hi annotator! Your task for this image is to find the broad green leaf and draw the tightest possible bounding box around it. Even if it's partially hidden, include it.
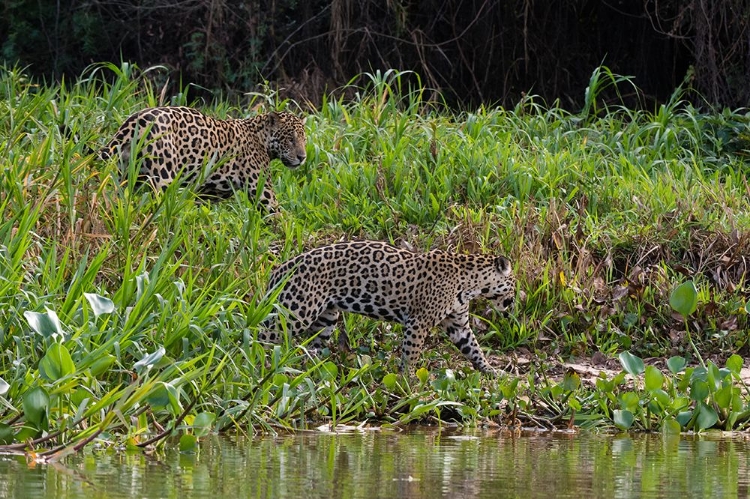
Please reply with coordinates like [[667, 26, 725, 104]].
[[669, 280, 698, 317], [618, 351, 645, 376], [24, 309, 63, 339], [690, 379, 709, 401], [707, 362, 722, 390], [675, 410, 693, 427], [695, 402, 718, 430], [661, 418, 682, 436], [644, 365, 664, 391], [320, 361, 338, 381], [193, 412, 216, 437], [666, 356, 687, 374], [726, 354, 743, 375], [15, 426, 39, 442], [84, 293, 115, 317], [382, 373, 397, 390], [0, 378, 9, 396], [561, 371, 581, 391], [595, 377, 614, 393], [134, 347, 166, 374], [39, 342, 76, 381], [651, 389, 671, 408], [670, 396, 691, 411], [0, 423, 14, 445], [416, 367, 429, 384], [179, 434, 198, 453], [90, 354, 116, 377], [613, 409, 634, 430], [273, 373, 289, 387], [22, 387, 50, 428], [746, 301, 750, 314], [146, 383, 171, 410], [619, 392, 640, 413], [714, 385, 734, 410]]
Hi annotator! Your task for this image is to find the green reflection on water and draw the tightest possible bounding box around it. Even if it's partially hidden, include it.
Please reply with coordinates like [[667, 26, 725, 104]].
[[0, 429, 748, 499]]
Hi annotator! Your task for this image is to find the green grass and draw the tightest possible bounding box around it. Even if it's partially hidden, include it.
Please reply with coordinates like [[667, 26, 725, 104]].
[[0, 63, 749, 457]]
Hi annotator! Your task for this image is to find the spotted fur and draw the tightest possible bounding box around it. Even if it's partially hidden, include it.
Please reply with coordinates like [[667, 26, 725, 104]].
[[102, 107, 306, 212], [260, 240, 516, 374]]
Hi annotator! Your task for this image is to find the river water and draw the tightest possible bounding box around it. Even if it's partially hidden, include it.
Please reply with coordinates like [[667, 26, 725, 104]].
[[0, 428, 748, 498]]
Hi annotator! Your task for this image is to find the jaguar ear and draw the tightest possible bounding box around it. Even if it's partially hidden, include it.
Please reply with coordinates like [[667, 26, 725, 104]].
[[495, 256, 512, 276], [267, 111, 279, 126]]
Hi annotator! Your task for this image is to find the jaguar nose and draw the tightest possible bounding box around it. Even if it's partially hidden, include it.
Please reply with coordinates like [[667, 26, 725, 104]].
[[297, 153, 306, 164]]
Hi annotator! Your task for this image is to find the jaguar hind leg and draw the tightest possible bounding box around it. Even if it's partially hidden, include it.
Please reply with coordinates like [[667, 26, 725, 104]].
[[305, 306, 341, 353]]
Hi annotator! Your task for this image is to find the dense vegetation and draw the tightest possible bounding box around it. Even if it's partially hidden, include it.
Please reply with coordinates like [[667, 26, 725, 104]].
[[2, 1, 749, 109], [0, 63, 748, 460]]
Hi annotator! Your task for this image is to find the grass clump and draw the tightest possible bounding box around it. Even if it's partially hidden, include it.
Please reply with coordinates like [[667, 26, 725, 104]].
[[0, 63, 748, 458]]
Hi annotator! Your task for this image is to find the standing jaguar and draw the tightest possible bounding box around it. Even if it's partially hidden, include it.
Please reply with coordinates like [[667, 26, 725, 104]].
[[260, 240, 517, 374], [102, 106, 307, 212]]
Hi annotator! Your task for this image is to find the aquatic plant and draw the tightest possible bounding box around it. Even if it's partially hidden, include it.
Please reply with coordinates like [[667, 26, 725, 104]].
[[0, 63, 748, 459]]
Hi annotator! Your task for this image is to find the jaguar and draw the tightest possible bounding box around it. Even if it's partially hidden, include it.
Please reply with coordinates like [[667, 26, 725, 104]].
[[260, 240, 516, 374], [102, 106, 307, 212]]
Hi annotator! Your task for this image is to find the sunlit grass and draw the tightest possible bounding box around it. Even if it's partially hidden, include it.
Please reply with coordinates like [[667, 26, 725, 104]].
[[0, 63, 748, 455]]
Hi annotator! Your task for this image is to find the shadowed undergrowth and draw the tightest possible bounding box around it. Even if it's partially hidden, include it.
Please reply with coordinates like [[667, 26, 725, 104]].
[[0, 64, 748, 458]]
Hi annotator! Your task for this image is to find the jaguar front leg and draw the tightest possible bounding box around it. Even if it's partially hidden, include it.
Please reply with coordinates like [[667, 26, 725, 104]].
[[441, 312, 496, 375], [400, 320, 430, 373]]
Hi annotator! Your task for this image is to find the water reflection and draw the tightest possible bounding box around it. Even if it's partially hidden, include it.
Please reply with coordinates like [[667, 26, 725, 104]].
[[0, 428, 748, 499]]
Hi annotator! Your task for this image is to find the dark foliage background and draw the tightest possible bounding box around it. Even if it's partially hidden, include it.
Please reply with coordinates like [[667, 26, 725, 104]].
[[2, 0, 748, 109]]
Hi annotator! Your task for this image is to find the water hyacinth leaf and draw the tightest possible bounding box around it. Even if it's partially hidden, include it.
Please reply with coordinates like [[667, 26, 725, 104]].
[[22, 387, 50, 429], [0, 423, 14, 445], [382, 373, 397, 390], [695, 402, 718, 430], [661, 418, 682, 436], [676, 411, 693, 427], [716, 386, 742, 412], [146, 384, 171, 410], [0, 378, 8, 396], [666, 356, 687, 374], [134, 347, 166, 374], [644, 365, 664, 392], [746, 301, 750, 314], [690, 379, 709, 401], [725, 354, 743, 375], [416, 368, 429, 384], [193, 412, 216, 437], [652, 389, 671, 408], [613, 409, 634, 430], [39, 342, 76, 381], [84, 293, 115, 317], [618, 351, 645, 376], [24, 309, 63, 339], [669, 280, 698, 317], [561, 371, 581, 391], [620, 392, 640, 413], [179, 434, 198, 453]]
